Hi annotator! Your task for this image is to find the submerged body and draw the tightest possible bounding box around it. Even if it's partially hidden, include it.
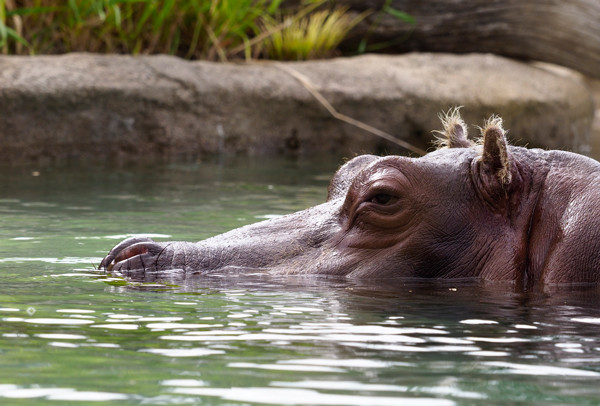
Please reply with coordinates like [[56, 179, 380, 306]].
[[100, 112, 600, 286]]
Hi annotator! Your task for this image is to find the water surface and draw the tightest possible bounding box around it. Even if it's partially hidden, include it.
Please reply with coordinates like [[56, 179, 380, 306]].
[[1, 157, 600, 405]]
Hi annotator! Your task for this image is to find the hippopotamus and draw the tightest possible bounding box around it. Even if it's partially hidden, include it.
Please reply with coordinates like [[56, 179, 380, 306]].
[[100, 110, 600, 286]]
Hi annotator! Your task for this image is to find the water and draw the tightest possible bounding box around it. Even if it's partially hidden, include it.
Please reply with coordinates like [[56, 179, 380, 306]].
[[2, 157, 600, 405]]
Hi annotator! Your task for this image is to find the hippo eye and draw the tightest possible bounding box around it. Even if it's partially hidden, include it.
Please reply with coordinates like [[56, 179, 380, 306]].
[[369, 193, 394, 205]]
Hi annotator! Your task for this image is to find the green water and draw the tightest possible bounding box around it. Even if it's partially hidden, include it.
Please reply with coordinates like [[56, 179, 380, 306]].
[[1, 157, 600, 405]]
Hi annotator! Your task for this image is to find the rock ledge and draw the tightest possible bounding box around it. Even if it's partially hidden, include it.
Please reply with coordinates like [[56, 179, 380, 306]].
[[0, 52, 593, 162]]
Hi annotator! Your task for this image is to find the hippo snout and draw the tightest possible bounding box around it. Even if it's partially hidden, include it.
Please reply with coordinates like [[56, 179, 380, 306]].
[[101, 238, 201, 275]]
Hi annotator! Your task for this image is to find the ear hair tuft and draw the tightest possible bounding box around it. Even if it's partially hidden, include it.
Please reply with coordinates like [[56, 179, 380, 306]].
[[432, 107, 473, 149], [478, 115, 506, 138]]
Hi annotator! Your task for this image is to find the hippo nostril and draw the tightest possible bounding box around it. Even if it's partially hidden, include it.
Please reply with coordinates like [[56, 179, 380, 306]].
[[115, 244, 150, 263]]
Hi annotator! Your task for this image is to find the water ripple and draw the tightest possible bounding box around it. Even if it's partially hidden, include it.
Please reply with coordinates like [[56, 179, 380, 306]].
[[0, 385, 128, 401], [484, 361, 600, 377], [140, 348, 224, 357], [3, 317, 94, 325], [171, 387, 456, 406]]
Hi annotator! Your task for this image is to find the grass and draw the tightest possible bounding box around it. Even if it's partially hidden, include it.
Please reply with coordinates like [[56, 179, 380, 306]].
[[0, 1, 413, 61], [262, 7, 368, 60], [0, 0, 376, 61], [0, 0, 288, 60]]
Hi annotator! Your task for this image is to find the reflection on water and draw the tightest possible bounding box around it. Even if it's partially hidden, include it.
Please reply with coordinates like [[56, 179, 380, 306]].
[[1, 158, 600, 405], [3, 280, 600, 405]]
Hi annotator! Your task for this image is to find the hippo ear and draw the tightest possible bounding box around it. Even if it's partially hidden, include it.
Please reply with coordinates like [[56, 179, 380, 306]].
[[433, 107, 473, 149], [478, 115, 512, 188]]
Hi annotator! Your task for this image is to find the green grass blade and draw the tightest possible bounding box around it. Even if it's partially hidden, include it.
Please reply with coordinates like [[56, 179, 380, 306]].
[[383, 6, 415, 24]]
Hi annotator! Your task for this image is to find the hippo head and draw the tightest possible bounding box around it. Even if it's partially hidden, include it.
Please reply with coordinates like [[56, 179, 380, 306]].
[[100, 110, 600, 285]]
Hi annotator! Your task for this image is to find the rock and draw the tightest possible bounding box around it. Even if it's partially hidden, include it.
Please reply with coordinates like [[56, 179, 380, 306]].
[[333, 0, 600, 80], [0, 52, 593, 163]]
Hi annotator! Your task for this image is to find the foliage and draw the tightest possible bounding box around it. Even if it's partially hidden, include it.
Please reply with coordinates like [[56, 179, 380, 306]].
[[262, 6, 368, 60], [0, 0, 282, 60], [0, 0, 378, 61]]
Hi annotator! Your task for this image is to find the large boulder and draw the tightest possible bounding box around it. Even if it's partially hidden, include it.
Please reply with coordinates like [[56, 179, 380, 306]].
[[0, 52, 593, 162], [333, 0, 600, 80]]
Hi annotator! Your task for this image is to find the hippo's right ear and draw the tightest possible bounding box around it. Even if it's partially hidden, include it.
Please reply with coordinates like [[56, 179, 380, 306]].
[[475, 116, 515, 203], [327, 155, 379, 201]]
